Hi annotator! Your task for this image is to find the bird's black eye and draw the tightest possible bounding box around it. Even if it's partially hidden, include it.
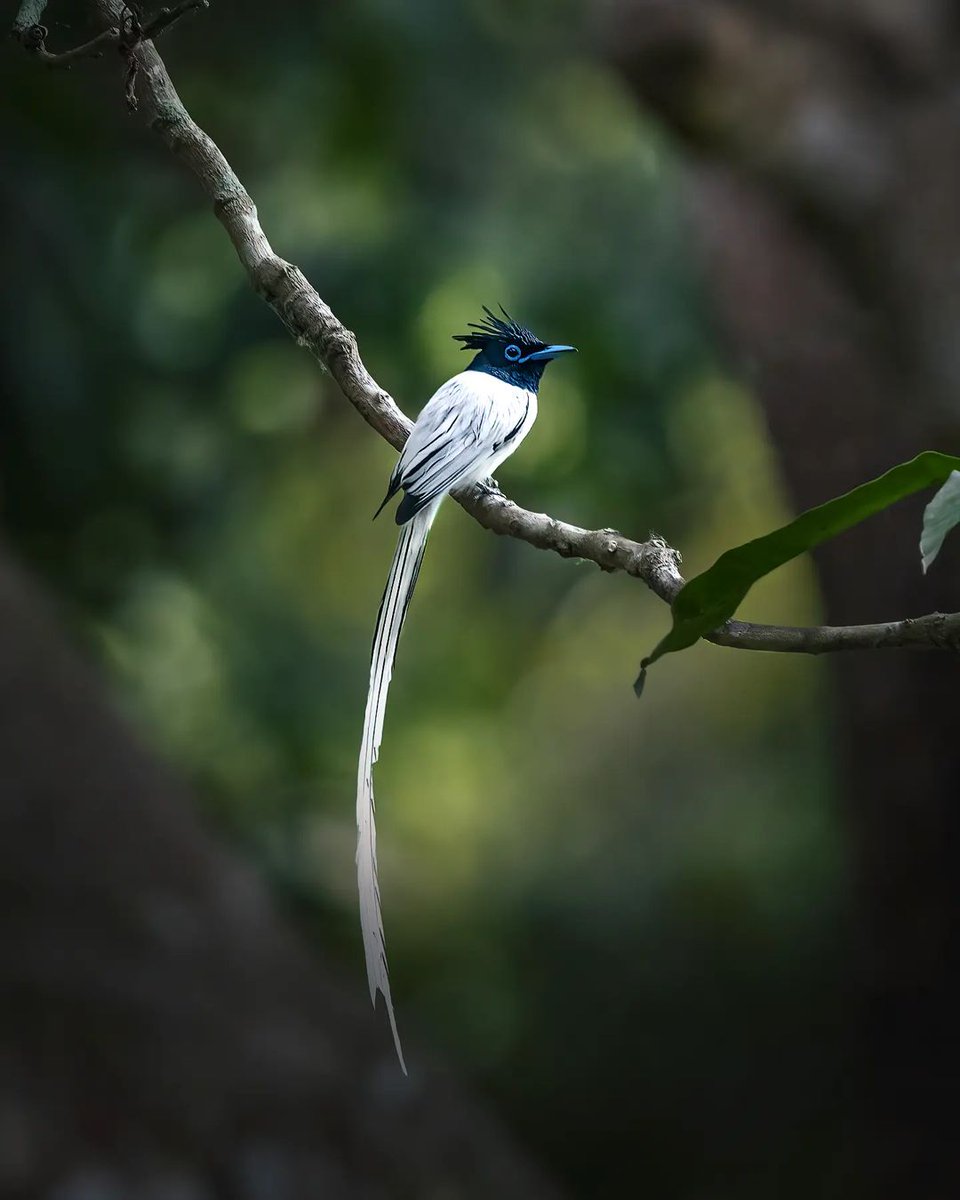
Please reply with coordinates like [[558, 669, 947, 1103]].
[[504, 344, 522, 362]]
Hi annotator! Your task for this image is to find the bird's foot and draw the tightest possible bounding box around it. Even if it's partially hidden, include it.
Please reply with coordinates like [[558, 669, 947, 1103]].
[[477, 477, 502, 498]]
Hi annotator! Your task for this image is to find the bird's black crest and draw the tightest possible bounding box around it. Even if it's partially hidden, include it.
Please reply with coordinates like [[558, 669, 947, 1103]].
[[453, 305, 542, 353]]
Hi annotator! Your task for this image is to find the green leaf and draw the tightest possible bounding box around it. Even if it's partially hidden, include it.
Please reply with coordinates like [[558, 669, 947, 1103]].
[[920, 470, 960, 574], [638, 451, 960, 687]]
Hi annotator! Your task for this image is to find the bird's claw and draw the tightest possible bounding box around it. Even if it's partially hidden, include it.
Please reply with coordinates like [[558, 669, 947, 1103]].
[[477, 477, 502, 498]]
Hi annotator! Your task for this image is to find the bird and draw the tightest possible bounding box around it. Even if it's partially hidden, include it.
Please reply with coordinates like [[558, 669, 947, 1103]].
[[356, 306, 576, 1072]]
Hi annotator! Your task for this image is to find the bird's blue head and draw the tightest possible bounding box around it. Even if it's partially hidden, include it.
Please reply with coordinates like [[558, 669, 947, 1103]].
[[454, 306, 576, 390]]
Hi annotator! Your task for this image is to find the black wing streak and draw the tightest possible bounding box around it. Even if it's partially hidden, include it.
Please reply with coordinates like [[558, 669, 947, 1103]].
[[392, 388, 530, 525], [373, 479, 400, 520], [491, 400, 529, 455]]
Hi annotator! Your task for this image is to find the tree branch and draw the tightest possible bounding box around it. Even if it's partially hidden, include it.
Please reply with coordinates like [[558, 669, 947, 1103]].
[[705, 609, 960, 655], [18, 0, 960, 664], [11, 0, 206, 70], [12, 0, 116, 65], [12, 0, 46, 34]]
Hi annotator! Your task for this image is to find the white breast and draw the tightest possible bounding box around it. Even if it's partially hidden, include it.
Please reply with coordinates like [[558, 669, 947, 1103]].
[[397, 370, 538, 503]]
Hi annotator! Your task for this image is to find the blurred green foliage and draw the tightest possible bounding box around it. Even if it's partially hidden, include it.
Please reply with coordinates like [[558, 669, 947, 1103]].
[[1, 1, 846, 1195]]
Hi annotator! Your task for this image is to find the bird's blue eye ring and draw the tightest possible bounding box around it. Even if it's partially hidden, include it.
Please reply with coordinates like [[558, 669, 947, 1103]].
[[504, 343, 522, 362]]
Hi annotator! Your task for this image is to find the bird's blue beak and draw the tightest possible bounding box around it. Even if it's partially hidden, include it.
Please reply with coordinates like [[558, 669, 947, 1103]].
[[521, 344, 577, 363]]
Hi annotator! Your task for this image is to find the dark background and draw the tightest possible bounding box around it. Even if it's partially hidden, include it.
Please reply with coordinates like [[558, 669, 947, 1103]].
[[2, 1, 958, 1196]]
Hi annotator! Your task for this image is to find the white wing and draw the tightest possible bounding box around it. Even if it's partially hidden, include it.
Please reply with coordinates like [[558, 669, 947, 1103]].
[[392, 372, 535, 520]]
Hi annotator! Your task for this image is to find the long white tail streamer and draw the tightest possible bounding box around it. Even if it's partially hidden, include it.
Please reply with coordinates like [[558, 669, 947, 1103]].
[[356, 501, 439, 1073]]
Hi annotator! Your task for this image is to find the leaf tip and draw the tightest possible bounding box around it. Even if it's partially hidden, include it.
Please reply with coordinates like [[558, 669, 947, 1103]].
[[633, 658, 651, 698]]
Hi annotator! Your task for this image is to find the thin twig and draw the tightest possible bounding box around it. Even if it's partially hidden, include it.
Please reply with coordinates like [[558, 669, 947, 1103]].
[[19, 0, 960, 664], [12, 15, 118, 66], [10, 0, 206, 70], [141, 0, 207, 41]]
